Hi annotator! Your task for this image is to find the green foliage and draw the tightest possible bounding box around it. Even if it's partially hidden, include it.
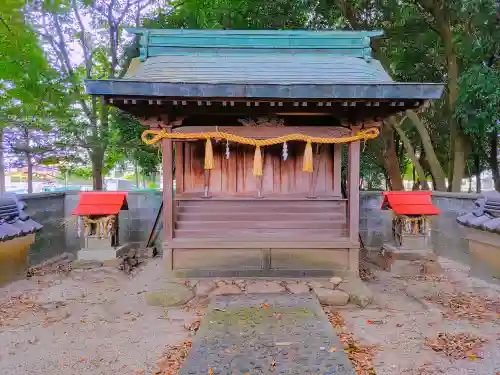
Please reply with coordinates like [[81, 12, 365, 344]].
[[144, 0, 314, 30], [0, 0, 47, 85], [112, 110, 161, 176], [456, 65, 500, 137], [69, 167, 93, 180], [4, 0, 497, 191]]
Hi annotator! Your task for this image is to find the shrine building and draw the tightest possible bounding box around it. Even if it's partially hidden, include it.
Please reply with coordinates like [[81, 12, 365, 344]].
[[85, 29, 443, 278]]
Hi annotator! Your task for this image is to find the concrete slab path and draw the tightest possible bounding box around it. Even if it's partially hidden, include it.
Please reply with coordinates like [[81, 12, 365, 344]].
[[179, 294, 355, 375]]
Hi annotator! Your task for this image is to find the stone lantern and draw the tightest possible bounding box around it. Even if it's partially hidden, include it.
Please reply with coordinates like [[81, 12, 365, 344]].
[[378, 192, 441, 275], [72, 192, 130, 261]]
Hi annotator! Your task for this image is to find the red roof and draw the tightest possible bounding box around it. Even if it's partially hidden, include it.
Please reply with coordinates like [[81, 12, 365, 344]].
[[72, 192, 128, 216], [381, 191, 440, 216]]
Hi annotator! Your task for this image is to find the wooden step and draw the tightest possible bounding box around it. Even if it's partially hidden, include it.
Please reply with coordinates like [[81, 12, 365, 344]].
[[175, 220, 347, 230], [178, 205, 344, 214], [174, 228, 347, 238], [177, 200, 345, 208], [176, 212, 345, 221]]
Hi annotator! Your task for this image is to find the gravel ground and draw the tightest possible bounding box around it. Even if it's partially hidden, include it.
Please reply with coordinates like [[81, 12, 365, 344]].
[[1, 256, 500, 375], [342, 257, 500, 375]]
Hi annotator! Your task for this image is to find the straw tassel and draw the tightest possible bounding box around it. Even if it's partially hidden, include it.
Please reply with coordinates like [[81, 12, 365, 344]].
[[303, 140, 313, 172], [204, 138, 215, 170], [253, 145, 263, 176]]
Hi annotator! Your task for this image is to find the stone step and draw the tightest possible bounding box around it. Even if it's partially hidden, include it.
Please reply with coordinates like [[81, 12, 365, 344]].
[[179, 294, 356, 375]]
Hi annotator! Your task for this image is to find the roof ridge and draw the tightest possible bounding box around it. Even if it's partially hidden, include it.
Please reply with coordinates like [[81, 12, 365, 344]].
[[126, 28, 384, 63]]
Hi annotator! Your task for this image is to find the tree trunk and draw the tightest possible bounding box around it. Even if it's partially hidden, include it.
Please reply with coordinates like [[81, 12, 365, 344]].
[[475, 154, 482, 193], [382, 121, 404, 190], [332, 1, 448, 191], [490, 131, 500, 191], [0, 128, 5, 194], [26, 153, 33, 194], [450, 136, 467, 192], [417, 0, 466, 192], [391, 117, 429, 190], [406, 110, 447, 190], [134, 160, 139, 188], [91, 151, 104, 190]]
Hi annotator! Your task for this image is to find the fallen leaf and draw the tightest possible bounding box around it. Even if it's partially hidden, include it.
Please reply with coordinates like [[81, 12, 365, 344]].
[[425, 292, 499, 322], [157, 340, 192, 374], [79, 357, 85, 362], [270, 358, 276, 372], [184, 318, 201, 333], [263, 303, 269, 309], [328, 346, 337, 352], [208, 368, 214, 375], [338, 331, 378, 375], [323, 308, 345, 328], [135, 370, 145, 375], [424, 332, 487, 359]]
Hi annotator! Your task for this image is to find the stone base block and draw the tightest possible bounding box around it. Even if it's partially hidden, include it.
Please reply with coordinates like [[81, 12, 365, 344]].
[[77, 244, 130, 262], [367, 243, 441, 276], [463, 228, 500, 283], [163, 244, 357, 278]]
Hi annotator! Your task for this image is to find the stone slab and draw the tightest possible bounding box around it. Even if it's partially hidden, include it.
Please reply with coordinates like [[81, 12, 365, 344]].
[[77, 244, 130, 262], [146, 282, 194, 307], [246, 280, 286, 294], [313, 288, 350, 306], [179, 294, 355, 375]]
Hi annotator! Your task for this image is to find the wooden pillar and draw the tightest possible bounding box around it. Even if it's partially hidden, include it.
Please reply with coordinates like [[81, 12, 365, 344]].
[[333, 144, 342, 197], [162, 127, 174, 245], [348, 133, 361, 244]]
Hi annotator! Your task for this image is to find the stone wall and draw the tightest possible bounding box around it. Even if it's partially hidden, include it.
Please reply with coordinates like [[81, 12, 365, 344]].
[[19, 192, 68, 265], [360, 191, 478, 265], [19, 190, 479, 267]]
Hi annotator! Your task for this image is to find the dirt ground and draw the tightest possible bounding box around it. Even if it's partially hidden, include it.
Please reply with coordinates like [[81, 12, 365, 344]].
[[0, 259, 196, 375], [1, 257, 500, 375]]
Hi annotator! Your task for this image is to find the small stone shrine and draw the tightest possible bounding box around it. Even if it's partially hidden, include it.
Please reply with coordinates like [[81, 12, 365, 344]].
[[377, 192, 441, 275], [0, 194, 42, 285], [72, 192, 130, 261], [457, 191, 500, 282]]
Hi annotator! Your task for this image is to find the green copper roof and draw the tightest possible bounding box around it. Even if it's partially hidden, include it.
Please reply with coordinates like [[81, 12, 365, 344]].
[[127, 28, 384, 61], [123, 55, 392, 84], [85, 28, 444, 101]]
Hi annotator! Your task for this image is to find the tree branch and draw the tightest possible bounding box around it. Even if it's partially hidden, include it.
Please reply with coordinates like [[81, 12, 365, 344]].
[[72, 0, 93, 78]]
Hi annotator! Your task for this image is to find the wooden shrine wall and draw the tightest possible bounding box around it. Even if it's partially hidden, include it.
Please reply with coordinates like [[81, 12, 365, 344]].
[[175, 141, 341, 197]]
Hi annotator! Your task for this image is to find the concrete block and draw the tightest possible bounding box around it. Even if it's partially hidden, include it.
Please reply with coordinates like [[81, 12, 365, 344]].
[[77, 244, 130, 261]]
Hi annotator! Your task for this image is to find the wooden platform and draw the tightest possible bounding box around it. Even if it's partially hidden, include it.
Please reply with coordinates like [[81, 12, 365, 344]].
[[164, 199, 359, 278]]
